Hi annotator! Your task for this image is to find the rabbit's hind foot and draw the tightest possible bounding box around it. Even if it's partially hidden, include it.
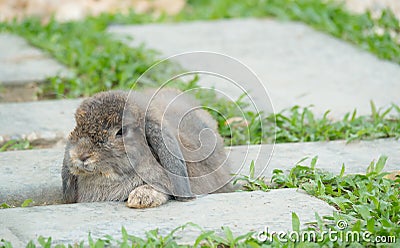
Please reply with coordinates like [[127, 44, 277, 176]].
[[126, 184, 169, 208]]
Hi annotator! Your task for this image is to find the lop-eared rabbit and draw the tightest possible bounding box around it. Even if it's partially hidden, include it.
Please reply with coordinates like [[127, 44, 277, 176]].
[[62, 88, 233, 208]]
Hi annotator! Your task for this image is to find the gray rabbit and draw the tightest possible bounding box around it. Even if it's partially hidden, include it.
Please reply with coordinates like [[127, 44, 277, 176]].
[[62, 88, 234, 208]]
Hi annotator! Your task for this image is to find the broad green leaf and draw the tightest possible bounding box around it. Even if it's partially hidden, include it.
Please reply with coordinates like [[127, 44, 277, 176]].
[[352, 220, 362, 232], [37, 236, 52, 248], [380, 218, 393, 228], [94, 239, 105, 248], [354, 205, 371, 220], [366, 218, 375, 233]]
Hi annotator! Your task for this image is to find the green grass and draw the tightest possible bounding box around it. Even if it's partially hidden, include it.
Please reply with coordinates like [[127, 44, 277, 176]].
[[0, 139, 31, 152], [0, 199, 33, 209], [1, 0, 399, 149], [215, 98, 400, 146], [1, 157, 398, 247], [268, 101, 400, 144]]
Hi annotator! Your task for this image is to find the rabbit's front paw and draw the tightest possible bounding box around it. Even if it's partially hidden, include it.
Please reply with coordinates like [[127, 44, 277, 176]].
[[126, 185, 169, 208]]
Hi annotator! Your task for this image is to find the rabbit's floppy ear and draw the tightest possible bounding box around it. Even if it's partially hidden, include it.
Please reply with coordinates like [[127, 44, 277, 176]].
[[144, 116, 195, 201]]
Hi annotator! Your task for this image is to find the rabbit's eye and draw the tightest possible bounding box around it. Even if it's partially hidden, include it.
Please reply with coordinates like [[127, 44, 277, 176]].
[[115, 128, 123, 138]]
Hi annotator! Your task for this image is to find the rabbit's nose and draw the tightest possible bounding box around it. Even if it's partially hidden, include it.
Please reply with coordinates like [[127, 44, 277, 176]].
[[79, 153, 91, 162]]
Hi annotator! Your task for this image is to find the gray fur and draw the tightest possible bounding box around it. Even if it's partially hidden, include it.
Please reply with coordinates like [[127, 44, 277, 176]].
[[62, 88, 234, 207]]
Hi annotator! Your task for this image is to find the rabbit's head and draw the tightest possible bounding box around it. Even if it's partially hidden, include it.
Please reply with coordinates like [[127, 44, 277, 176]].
[[66, 91, 137, 179]]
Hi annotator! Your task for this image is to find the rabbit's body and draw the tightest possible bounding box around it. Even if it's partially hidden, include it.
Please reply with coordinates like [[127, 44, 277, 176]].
[[62, 88, 233, 208]]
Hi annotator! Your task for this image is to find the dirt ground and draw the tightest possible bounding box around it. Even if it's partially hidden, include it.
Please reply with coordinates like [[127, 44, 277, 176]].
[[0, 0, 399, 22]]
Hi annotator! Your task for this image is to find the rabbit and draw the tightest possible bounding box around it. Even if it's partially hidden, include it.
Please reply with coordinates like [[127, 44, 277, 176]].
[[62, 88, 234, 208]]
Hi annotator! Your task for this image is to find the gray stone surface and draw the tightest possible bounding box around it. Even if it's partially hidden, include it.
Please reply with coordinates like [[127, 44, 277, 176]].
[[108, 19, 400, 118], [0, 34, 68, 85], [0, 189, 335, 246], [229, 138, 400, 178], [1, 139, 398, 206], [0, 149, 63, 206], [0, 34, 69, 102], [0, 99, 80, 146]]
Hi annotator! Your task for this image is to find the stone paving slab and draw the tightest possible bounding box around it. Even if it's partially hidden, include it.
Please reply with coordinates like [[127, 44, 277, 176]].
[[108, 19, 400, 118], [0, 99, 80, 145], [0, 189, 335, 246], [0, 34, 69, 84], [0, 34, 69, 102], [1, 139, 398, 206], [0, 149, 63, 206], [230, 138, 400, 178]]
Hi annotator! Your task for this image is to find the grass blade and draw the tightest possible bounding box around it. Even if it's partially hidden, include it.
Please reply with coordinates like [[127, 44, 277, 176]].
[[292, 212, 300, 232], [374, 155, 388, 174]]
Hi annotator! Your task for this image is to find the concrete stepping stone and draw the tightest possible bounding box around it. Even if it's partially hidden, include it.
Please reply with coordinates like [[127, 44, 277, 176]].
[[0, 99, 80, 146], [0, 189, 335, 246], [108, 19, 400, 118], [230, 138, 400, 177], [1, 139, 398, 206], [0, 34, 69, 102]]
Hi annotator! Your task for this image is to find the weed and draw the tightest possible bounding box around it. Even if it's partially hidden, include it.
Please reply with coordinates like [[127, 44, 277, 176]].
[[269, 102, 400, 144], [0, 199, 33, 209], [0, 139, 31, 152], [233, 161, 271, 191]]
